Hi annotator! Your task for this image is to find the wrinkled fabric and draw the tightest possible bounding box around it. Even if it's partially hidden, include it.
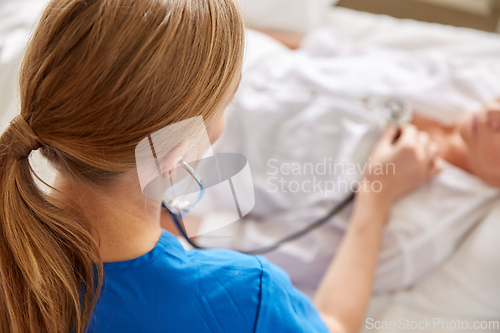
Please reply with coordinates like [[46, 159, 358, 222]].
[[192, 28, 500, 293]]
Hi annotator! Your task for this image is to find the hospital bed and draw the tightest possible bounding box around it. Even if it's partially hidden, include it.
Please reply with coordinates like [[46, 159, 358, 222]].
[[319, 7, 500, 332], [1, 0, 499, 331], [242, 3, 500, 332]]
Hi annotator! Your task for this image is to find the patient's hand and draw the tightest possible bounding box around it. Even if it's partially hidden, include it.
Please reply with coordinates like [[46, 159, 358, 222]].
[[362, 124, 443, 210]]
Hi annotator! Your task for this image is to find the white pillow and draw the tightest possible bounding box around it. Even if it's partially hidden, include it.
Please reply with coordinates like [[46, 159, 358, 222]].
[[238, 0, 339, 34]]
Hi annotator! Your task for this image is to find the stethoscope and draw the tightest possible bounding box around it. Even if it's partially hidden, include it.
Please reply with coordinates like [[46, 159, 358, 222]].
[[162, 97, 412, 255]]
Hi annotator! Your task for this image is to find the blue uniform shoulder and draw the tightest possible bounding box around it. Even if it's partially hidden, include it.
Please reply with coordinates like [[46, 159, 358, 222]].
[[91, 231, 266, 333], [90, 230, 327, 333]]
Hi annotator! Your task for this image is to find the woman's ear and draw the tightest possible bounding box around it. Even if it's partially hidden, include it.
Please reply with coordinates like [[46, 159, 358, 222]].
[[159, 143, 187, 181]]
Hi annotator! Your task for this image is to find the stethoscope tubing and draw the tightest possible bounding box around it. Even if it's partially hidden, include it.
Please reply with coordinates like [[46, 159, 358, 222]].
[[163, 190, 355, 255]]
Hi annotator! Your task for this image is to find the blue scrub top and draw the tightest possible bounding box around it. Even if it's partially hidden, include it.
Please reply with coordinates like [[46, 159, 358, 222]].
[[87, 229, 329, 333]]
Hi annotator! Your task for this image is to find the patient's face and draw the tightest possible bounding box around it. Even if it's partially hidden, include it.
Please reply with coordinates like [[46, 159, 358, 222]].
[[459, 101, 500, 187]]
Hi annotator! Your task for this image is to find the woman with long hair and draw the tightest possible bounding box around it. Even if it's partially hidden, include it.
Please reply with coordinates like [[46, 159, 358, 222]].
[[0, 0, 441, 332]]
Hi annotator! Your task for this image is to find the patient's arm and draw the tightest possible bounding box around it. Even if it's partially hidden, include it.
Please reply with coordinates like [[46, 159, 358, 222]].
[[249, 27, 304, 50], [313, 125, 442, 333], [315, 192, 389, 333]]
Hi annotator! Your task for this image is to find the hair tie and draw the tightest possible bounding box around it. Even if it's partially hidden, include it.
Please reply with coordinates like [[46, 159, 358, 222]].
[[8, 115, 45, 160]]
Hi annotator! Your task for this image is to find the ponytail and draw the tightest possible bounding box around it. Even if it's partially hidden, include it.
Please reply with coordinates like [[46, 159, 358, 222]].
[[0, 0, 246, 330], [0, 115, 102, 332]]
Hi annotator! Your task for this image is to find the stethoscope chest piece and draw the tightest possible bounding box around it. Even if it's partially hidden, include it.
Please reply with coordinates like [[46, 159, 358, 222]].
[[382, 97, 413, 127]]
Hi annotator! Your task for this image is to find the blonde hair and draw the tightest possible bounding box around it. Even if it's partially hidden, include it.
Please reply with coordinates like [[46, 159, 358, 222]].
[[0, 0, 245, 332]]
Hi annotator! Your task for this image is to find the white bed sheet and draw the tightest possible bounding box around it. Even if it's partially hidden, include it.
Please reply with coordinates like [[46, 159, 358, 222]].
[[361, 202, 500, 333], [318, 7, 500, 331], [233, 25, 500, 291]]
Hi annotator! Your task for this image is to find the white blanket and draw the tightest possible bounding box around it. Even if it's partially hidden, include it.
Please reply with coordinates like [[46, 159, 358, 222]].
[[193, 28, 500, 294]]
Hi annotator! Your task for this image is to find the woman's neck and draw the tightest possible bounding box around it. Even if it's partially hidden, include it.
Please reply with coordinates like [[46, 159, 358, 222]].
[[50, 173, 163, 263], [412, 112, 473, 173]]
